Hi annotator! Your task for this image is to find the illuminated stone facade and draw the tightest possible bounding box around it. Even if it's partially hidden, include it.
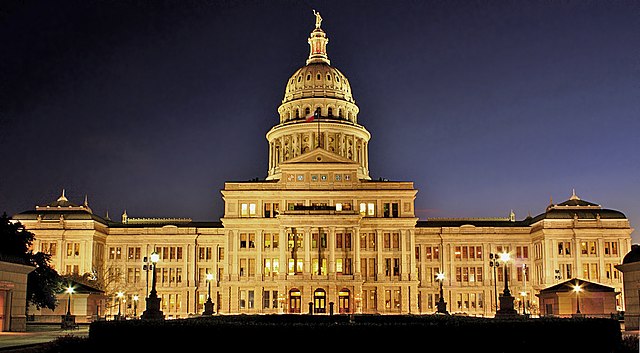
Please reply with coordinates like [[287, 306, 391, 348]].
[[13, 15, 633, 319]]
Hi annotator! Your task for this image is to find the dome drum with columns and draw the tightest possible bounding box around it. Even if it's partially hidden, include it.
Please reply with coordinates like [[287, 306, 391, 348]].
[[267, 13, 369, 181]]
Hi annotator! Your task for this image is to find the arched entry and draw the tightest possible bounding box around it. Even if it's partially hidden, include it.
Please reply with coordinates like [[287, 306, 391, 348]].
[[289, 289, 301, 313], [338, 288, 350, 314], [313, 288, 326, 313]]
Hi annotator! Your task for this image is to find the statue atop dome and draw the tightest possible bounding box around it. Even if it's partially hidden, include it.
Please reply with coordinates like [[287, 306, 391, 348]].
[[313, 9, 322, 29]]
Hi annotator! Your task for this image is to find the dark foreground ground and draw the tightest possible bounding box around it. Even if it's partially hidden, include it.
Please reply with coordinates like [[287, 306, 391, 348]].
[[5, 315, 639, 353]]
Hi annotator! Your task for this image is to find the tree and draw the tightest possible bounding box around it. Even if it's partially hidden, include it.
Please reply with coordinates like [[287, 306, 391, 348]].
[[0, 212, 62, 310]]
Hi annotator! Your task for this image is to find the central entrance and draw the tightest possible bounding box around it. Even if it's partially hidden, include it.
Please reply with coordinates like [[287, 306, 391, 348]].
[[313, 288, 326, 313]]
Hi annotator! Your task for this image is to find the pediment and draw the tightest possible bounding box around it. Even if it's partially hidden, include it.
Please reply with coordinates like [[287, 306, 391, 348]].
[[281, 148, 358, 165]]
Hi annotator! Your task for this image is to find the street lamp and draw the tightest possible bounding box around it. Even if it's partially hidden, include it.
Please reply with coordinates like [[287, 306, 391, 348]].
[[573, 283, 583, 315], [435, 272, 449, 314], [495, 251, 518, 317], [499, 252, 512, 296], [202, 273, 215, 315], [520, 291, 527, 315], [133, 295, 139, 317], [117, 291, 124, 318], [488, 253, 500, 312], [141, 250, 164, 320], [65, 286, 74, 316]]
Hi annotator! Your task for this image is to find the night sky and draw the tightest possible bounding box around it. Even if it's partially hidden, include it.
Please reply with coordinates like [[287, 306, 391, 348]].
[[1, 0, 639, 243]]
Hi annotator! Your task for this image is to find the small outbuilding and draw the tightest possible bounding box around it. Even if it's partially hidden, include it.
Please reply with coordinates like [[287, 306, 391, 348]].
[[536, 278, 618, 318], [615, 243, 640, 331], [29, 279, 107, 323], [0, 257, 35, 332]]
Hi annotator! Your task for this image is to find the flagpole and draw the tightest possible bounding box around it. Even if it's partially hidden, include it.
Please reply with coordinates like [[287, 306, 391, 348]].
[[317, 112, 321, 148]]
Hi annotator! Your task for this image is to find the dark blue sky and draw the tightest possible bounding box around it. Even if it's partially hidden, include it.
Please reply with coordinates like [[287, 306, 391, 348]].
[[1, 0, 638, 242]]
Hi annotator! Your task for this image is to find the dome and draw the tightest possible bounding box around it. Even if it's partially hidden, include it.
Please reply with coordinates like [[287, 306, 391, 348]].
[[282, 63, 354, 104], [622, 244, 640, 264], [277, 11, 359, 124]]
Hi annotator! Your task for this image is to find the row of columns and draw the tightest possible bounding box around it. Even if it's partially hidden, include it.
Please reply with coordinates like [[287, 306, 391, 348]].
[[268, 132, 369, 171]]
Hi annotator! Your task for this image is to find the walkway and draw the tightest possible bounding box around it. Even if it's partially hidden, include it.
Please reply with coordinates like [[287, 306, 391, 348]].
[[0, 324, 89, 351]]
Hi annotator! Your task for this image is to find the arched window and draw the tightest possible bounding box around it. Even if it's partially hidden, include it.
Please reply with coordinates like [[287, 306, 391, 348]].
[[314, 288, 327, 314], [307, 74, 311, 81], [305, 107, 310, 116], [296, 109, 300, 119], [338, 109, 343, 118], [328, 107, 333, 117], [317, 73, 321, 80]]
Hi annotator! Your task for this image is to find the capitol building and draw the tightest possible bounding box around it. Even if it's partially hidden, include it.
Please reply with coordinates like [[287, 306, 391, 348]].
[[14, 14, 633, 320]]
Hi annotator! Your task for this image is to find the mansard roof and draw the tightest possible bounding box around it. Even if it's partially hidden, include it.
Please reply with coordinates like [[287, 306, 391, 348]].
[[417, 218, 531, 228]]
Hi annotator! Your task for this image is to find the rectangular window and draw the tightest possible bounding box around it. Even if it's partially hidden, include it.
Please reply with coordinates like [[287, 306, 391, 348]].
[[240, 233, 247, 248], [265, 234, 272, 249], [383, 233, 391, 249], [263, 290, 270, 309], [240, 291, 246, 309], [240, 259, 246, 277], [241, 203, 257, 217], [264, 259, 272, 276], [264, 202, 279, 218]]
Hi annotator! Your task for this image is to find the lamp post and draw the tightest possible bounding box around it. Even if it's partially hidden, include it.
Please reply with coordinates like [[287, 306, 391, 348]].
[[117, 291, 124, 319], [573, 283, 583, 316], [141, 251, 164, 320], [202, 273, 215, 315], [488, 253, 500, 313], [65, 286, 74, 316], [61, 286, 76, 329], [435, 272, 449, 314], [133, 295, 139, 317], [495, 251, 518, 318]]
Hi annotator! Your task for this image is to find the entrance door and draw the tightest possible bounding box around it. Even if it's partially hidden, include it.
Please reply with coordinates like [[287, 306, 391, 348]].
[[314, 289, 326, 313], [289, 289, 301, 313], [338, 288, 350, 314]]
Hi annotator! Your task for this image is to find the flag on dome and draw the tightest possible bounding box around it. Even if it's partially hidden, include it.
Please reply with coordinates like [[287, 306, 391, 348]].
[[306, 109, 319, 122]]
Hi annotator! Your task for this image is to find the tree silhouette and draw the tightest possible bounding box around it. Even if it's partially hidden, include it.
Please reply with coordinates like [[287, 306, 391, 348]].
[[0, 212, 61, 310]]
